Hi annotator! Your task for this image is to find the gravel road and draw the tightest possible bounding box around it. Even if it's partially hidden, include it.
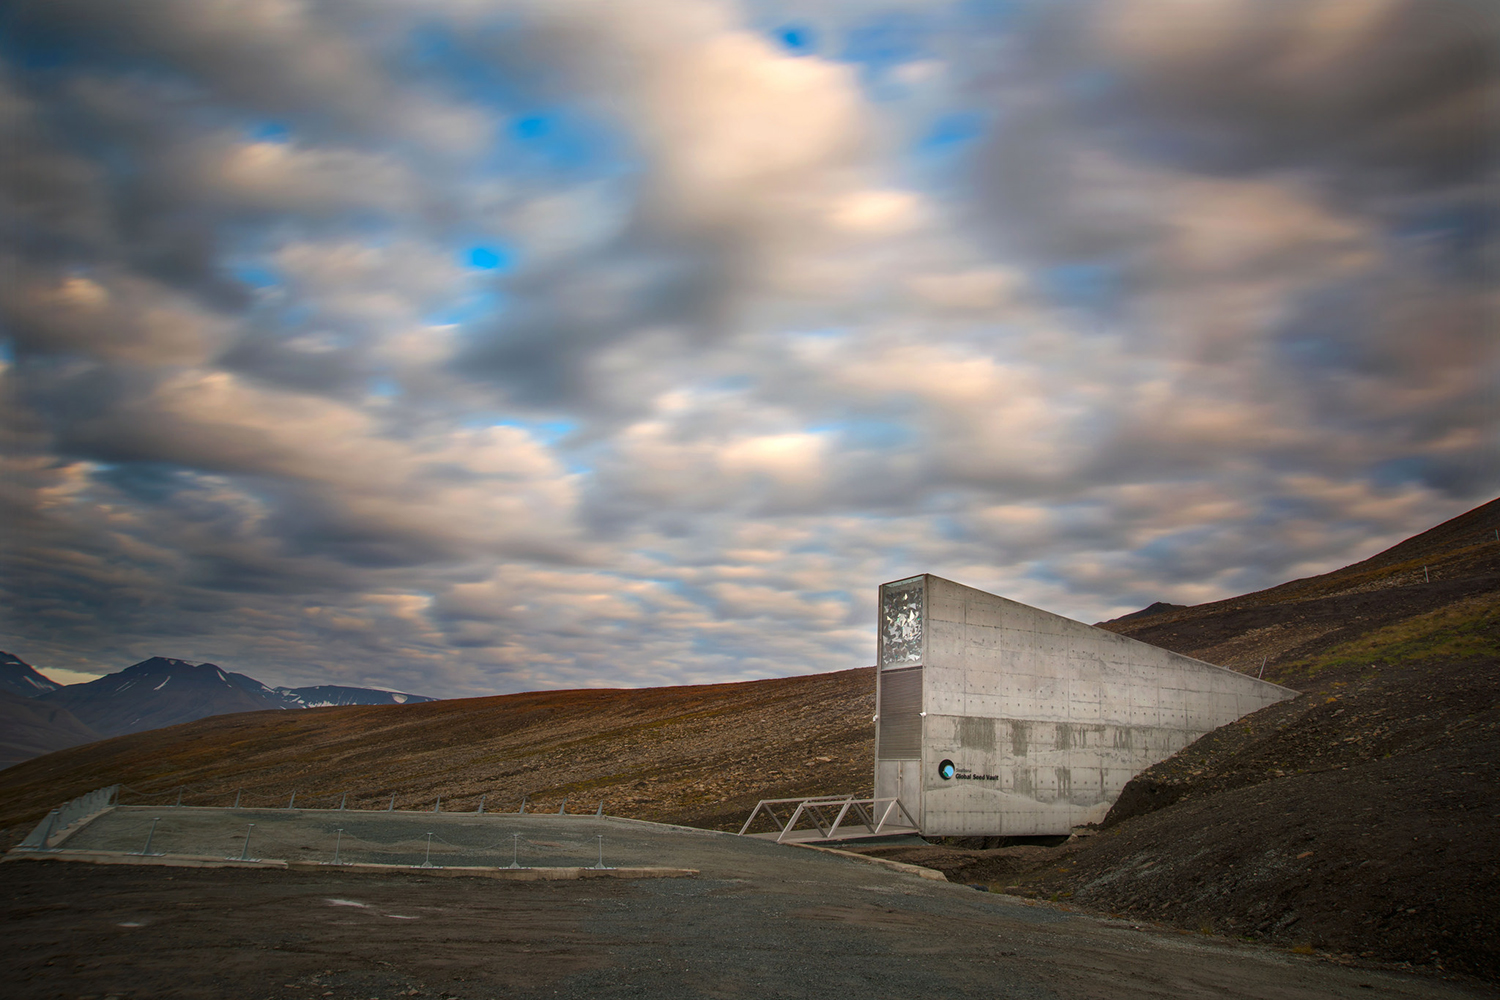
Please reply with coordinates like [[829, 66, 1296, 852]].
[[3, 809, 1492, 999]]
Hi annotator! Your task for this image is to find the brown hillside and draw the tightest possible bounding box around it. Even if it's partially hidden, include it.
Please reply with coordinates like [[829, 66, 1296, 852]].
[[0, 667, 876, 847], [1097, 496, 1500, 681]]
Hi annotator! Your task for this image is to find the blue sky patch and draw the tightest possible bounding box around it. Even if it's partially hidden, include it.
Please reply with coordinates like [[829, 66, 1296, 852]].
[[775, 24, 818, 54], [1041, 261, 1122, 311], [250, 121, 290, 144], [467, 245, 512, 271]]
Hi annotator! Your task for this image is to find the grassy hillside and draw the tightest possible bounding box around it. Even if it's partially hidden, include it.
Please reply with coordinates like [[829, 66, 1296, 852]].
[[0, 667, 876, 846]]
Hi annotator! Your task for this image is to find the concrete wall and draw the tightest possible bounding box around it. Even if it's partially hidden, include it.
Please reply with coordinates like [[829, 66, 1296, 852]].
[[873, 575, 1297, 836]]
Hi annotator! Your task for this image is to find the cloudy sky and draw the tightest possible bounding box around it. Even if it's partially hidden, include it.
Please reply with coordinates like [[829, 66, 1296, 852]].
[[2, 0, 1495, 695]]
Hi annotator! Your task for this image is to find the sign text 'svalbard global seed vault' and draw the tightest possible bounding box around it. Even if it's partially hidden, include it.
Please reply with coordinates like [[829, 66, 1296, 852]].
[[874, 575, 1297, 836]]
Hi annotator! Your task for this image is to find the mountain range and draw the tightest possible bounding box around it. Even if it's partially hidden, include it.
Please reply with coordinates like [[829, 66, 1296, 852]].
[[0, 655, 433, 767]]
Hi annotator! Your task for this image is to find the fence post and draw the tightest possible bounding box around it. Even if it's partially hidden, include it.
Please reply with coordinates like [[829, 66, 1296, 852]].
[[388, 793, 396, 812], [434, 797, 441, 813], [338, 791, 347, 811], [234, 823, 256, 862], [557, 796, 568, 815], [135, 817, 162, 856], [287, 790, 296, 809], [477, 795, 485, 815], [233, 789, 242, 809]]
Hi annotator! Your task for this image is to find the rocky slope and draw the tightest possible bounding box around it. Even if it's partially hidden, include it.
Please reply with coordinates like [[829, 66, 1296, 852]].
[[0, 690, 101, 769]]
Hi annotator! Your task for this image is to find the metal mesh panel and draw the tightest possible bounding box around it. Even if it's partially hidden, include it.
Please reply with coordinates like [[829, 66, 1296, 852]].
[[876, 666, 923, 760], [879, 577, 924, 668]]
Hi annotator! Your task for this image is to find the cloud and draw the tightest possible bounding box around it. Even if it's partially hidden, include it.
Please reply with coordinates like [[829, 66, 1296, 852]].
[[0, 0, 1493, 696]]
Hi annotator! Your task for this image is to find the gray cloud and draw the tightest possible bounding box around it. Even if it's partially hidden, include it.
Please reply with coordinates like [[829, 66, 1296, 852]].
[[0, 0, 1494, 698]]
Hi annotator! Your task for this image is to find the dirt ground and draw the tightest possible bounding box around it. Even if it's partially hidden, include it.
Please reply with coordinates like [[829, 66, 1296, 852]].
[[4, 850, 1496, 1000]]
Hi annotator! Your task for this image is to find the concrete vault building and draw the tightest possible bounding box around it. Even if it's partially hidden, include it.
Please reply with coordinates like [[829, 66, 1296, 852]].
[[873, 575, 1296, 836]]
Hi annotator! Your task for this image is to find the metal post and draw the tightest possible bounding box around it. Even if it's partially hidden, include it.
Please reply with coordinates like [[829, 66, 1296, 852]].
[[420, 832, 435, 868], [235, 823, 256, 861], [338, 792, 347, 811], [1258, 655, 1267, 680], [557, 796, 568, 815], [332, 828, 344, 865], [287, 790, 296, 809], [508, 832, 521, 869], [477, 795, 485, 815], [1424, 565, 1430, 583], [591, 835, 606, 870], [595, 800, 604, 817], [136, 817, 162, 856], [174, 787, 183, 807], [434, 797, 441, 813], [232, 789, 241, 809], [519, 794, 527, 814], [388, 793, 396, 812]]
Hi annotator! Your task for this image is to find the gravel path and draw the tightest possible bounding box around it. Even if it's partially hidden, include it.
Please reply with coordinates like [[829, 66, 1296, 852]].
[[3, 808, 1491, 999]]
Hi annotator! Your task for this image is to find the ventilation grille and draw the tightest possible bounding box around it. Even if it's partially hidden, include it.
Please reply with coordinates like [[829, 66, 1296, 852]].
[[877, 665, 923, 760]]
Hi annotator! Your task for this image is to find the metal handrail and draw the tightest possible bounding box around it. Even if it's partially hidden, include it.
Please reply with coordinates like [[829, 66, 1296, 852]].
[[738, 794, 919, 842]]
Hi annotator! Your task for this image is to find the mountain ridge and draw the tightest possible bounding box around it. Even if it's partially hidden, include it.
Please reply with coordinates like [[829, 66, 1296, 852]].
[[0, 653, 435, 765]]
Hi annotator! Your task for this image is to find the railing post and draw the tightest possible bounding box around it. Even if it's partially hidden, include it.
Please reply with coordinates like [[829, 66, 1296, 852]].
[[828, 796, 855, 839], [777, 803, 808, 844]]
